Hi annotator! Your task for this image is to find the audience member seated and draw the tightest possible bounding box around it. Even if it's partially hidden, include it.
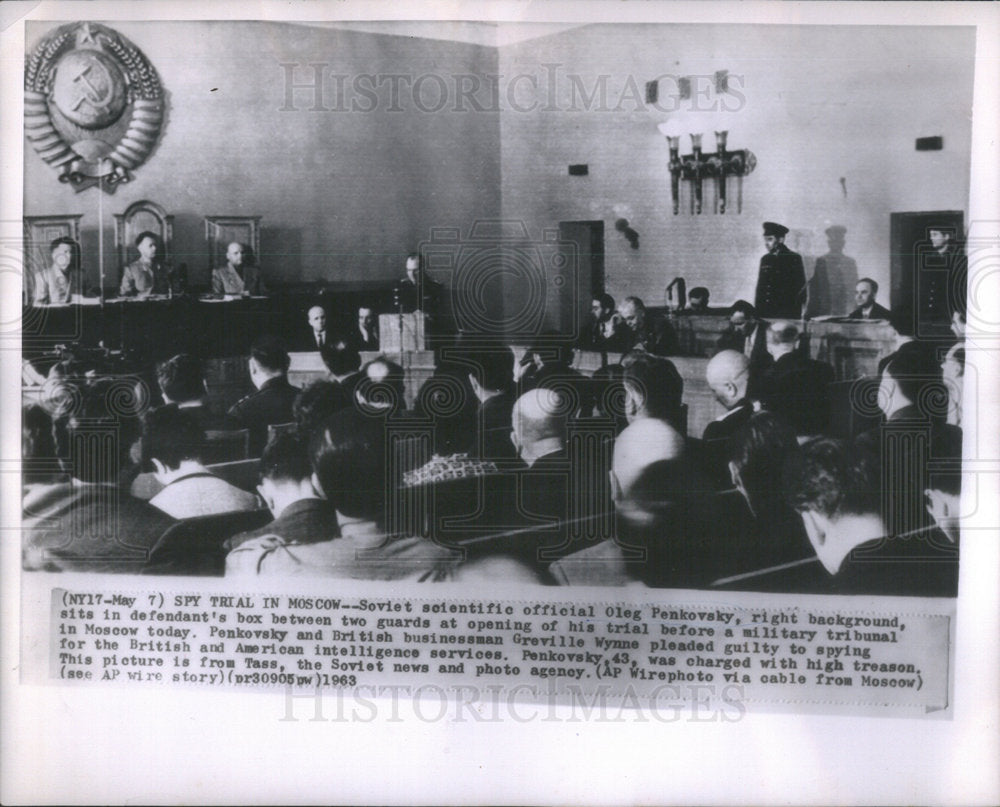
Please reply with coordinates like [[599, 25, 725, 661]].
[[415, 360, 479, 456], [621, 351, 684, 432], [357, 356, 408, 415], [618, 296, 679, 356], [226, 335, 299, 456], [119, 231, 179, 297], [725, 412, 812, 570], [704, 350, 754, 441], [857, 348, 950, 538], [292, 380, 343, 435], [211, 241, 266, 296], [22, 403, 64, 488], [227, 408, 538, 582], [584, 293, 629, 352], [846, 277, 891, 320], [590, 364, 628, 435], [224, 430, 339, 554], [516, 338, 594, 419], [464, 346, 519, 461], [550, 417, 691, 586], [351, 305, 380, 351], [941, 346, 964, 428], [23, 380, 175, 573], [156, 353, 227, 431], [319, 336, 364, 407], [780, 438, 957, 596], [715, 300, 772, 377], [876, 310, 937, 375], [142, 406, 260, 519], [33, 236, 80, 305], [758, 321, 836, 440], [924, 425, 964, 544]]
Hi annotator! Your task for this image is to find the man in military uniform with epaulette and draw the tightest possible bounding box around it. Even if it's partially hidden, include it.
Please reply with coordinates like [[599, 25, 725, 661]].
[[754, 221, 806, 320], [225, 335, 299, 456]]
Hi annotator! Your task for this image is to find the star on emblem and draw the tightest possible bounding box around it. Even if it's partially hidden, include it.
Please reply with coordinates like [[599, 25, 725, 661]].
[[76, 23, 97, 45]]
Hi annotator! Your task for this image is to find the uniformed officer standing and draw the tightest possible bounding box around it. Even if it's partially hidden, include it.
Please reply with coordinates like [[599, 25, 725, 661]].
[[755, 222, 806, 320]]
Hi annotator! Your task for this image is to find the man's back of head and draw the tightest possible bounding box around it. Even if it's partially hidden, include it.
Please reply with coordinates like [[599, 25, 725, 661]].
[[880, 348, 943, 415], [156, 353, 205, 404], [511, 387, 569, 463], [766, 321, 799, 358], [611, 417, 687, 524], [257, 430, 317, 517], [359, 357, 406, 412], [250, 335, 290, 383], [622, 353, 683, 423], [706, 350, 750, 409], [141, 405, 205, 473], [320, 337, 361, 379], [310, 409, 388, 522]]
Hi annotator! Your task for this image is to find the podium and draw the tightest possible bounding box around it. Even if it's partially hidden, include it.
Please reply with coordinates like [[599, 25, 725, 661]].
[[380, 312, 427, 352]]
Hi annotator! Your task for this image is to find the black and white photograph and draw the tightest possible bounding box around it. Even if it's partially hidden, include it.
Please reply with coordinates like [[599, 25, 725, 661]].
[[3, 1, 998, 804]]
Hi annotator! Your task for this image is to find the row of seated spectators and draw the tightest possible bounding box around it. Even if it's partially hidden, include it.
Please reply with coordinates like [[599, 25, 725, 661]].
[[22, 314, 964, 594]]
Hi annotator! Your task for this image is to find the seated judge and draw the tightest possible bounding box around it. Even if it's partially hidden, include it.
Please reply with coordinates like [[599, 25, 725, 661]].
[[846, 277, 891, 320], [352, 306, 380, 351], [142, 406, 260, 519], [33, 236, 80, 305], [395, 252, 443, 314], [211, 242, 266, 296], [119, 231, 177, 297], [226, 335, 299, 456]]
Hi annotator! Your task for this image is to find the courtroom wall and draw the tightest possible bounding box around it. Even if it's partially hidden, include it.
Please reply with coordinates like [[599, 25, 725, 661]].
[[498, 24, 975, 314], [24, 21, 502, 292]]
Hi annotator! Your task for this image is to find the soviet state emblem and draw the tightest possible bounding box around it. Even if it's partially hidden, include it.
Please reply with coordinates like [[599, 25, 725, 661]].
[[25, 23, 165, 191]]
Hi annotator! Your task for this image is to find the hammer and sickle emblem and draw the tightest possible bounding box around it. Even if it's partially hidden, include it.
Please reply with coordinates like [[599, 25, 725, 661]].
[[69, 62, 114, 113]]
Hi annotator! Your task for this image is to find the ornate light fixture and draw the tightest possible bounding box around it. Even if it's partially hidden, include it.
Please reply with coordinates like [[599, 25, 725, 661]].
[[658, 120, 756, 214]]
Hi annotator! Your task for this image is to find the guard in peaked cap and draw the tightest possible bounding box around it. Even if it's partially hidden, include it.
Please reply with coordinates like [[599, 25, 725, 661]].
[[755, 222, 805, 319]]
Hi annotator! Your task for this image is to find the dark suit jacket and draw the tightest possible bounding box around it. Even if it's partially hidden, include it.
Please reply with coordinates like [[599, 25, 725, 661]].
[[225, 497, 340, 552], [847, 302, 892, 320], [716, 321, 773, 378], [759, 351, 836, 435], [702, 400, 755, 442], [396, 276, 443, 314], [23, 481, 176, 573], [350, 327, 380, 352], [476, 390, 518, 461], [755, 243, 806, 319], [627, 315, 679, 356], [225, 375, 300, 456]]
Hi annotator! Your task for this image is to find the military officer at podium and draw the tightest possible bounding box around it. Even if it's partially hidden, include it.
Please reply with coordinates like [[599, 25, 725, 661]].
[[395, 252, 442, 314], [755, 221, 806, 320]]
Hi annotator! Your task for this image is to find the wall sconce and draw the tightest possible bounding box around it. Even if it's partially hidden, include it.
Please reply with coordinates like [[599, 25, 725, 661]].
[[657, 122, 757, 214]]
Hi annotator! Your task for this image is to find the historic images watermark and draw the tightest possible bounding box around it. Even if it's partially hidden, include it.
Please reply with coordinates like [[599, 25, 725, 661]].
[[278, 65, 746, 115], [279, 681, 747, 724]]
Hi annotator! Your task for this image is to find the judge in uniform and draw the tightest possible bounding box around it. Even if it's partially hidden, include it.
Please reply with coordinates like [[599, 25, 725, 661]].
[[32, 236, 80, 305], [211, 242, 266, 296], [119, 231, 178, 297], [755, 221, 806, 320]]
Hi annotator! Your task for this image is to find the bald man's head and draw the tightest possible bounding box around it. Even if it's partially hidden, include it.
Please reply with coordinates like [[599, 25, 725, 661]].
[[706, 350, 750, 409], [511, 387, 569, 464], [611, 418, 687, 525]]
